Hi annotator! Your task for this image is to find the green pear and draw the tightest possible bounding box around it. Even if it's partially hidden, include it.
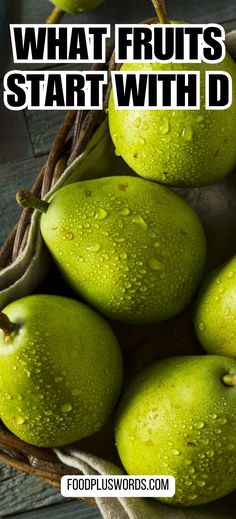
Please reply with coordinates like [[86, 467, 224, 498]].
[[0, 295, 122, 447], [50, 0, 104, 15], [194, 257, 236, 358], [16, 176, 206, 324], [108, 41, 236, 187], [115, 355, 236, 506]]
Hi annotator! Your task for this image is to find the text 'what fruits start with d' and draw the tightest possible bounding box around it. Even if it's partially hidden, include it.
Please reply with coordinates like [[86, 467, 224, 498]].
[[3, 23, 233, 110]]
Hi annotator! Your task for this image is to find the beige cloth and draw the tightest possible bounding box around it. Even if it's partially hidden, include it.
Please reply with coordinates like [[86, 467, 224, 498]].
[[55, 446, 236, 519], [0, 30, 236, 519]]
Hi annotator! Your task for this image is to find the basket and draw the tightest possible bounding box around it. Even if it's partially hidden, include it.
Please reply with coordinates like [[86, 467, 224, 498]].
[[0, 19, 197, 498], [0, 17, 236, 516]]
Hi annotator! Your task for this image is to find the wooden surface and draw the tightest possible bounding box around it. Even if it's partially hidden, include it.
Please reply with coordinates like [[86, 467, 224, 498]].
[[0, 0, 236, 517]]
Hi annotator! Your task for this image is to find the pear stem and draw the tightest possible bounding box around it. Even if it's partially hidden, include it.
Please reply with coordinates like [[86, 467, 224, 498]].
[[16, 190, 49, 214], [222, 374, 236, 387], [46, 6, 65, 24], [151, 0, 170, 24], [0, 313, 18, 337]]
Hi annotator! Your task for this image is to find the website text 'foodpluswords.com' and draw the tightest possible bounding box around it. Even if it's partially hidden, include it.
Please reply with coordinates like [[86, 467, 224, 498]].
[[61, 475, 175, 497]]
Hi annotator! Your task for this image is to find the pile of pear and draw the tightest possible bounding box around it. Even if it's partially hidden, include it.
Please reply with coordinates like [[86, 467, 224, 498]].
[[0, 169, 235, 508], [0, 174, 207, 452], [0, 13, 236, 510]]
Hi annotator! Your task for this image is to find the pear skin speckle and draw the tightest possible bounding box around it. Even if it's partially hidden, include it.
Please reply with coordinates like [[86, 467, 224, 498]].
[[195, 256, 236, 358], [0, 295, 123, 447], [108, 56, 236, 187], [115, 355, 236, 506], [41, 176, 206, 324]]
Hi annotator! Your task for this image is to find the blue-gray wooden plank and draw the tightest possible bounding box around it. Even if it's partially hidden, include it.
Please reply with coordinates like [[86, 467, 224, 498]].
[[8, 500, 102, 519], [0, 156, 45, 247], [0, 82, 34, 165], [0, 464, 69, 518]]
